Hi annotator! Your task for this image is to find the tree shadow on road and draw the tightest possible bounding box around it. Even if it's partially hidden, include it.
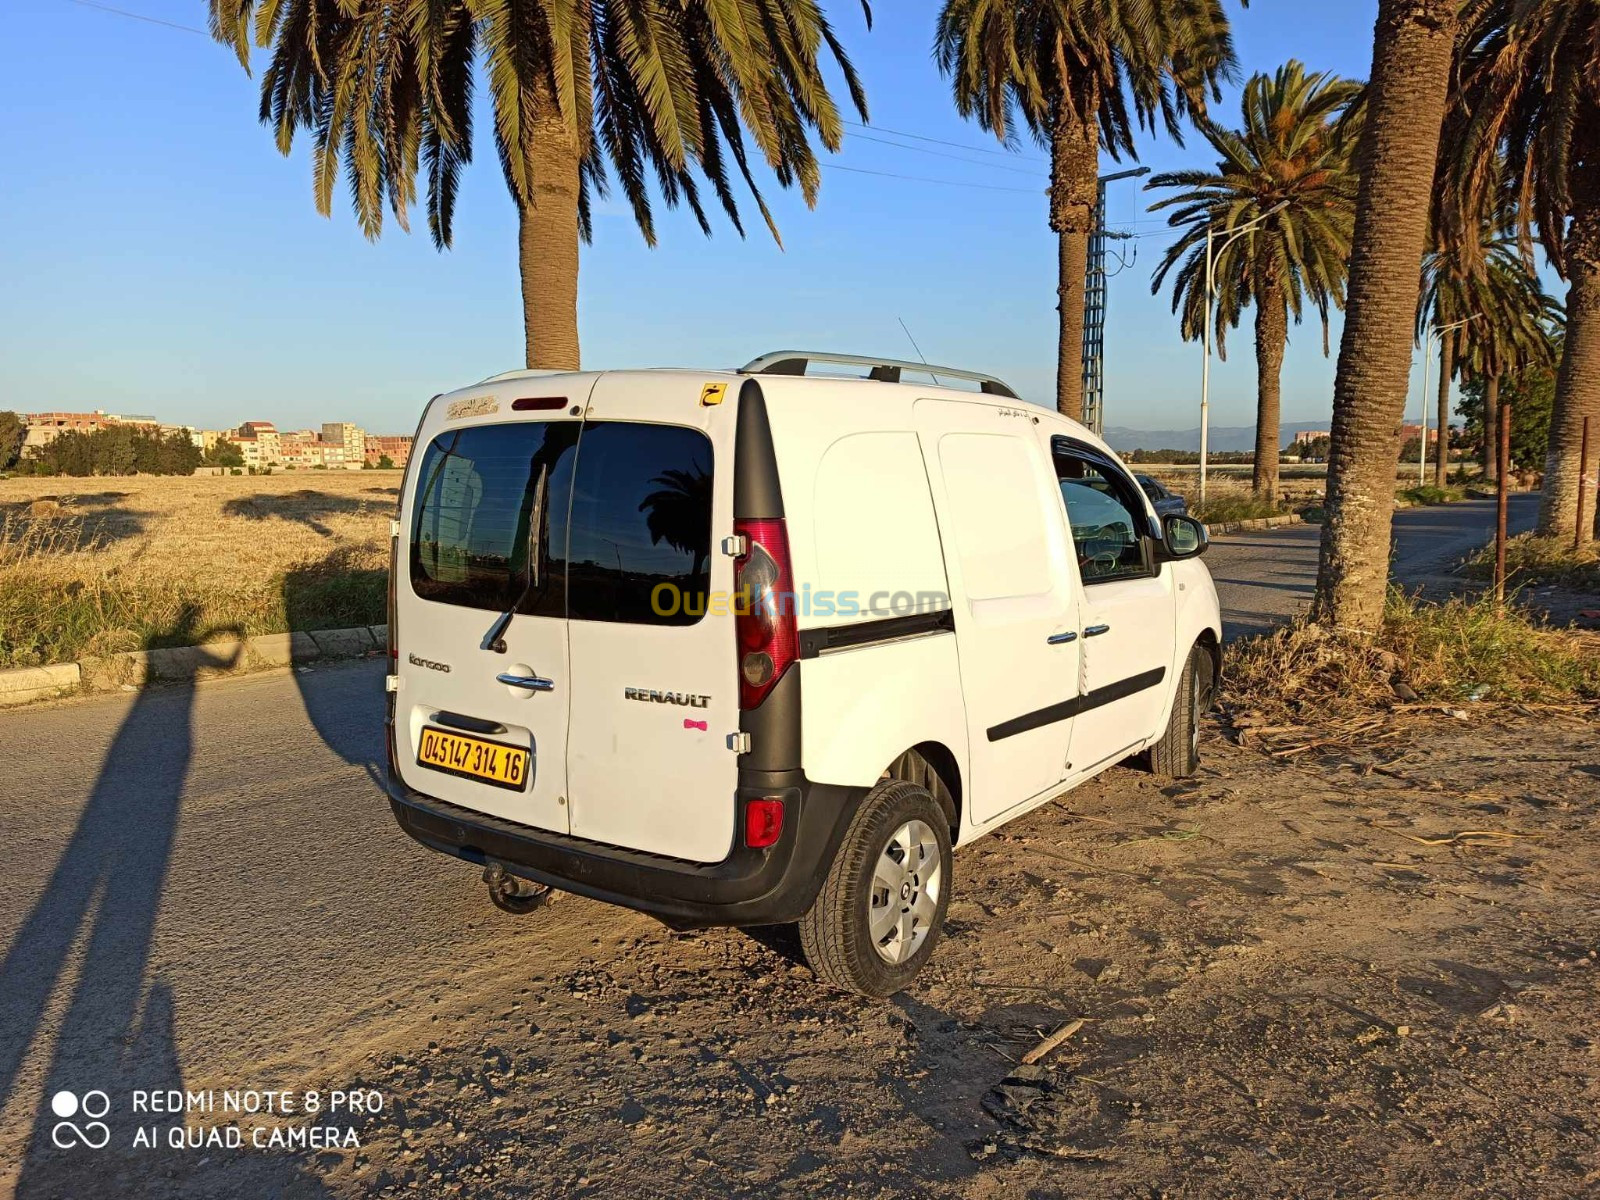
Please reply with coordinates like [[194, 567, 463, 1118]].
[[0, 614, 333, 1197], [281, 550, 389, 776]]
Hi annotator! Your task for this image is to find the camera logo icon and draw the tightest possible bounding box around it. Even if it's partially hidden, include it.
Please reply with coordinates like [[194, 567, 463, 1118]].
[[50, 1090, 111, 1149]]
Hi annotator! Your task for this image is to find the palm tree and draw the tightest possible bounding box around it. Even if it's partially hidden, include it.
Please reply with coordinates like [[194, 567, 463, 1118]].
[[211, 0, 870, 371], [1452, 0, 1600, 544], [1418, 187, 1561, 486], [1453, 259, 1564, 482], [640, 464, 714, 579], [935, 0, 1239, 422], [1148, 61, 1363, 501], [1310, 0, 1463, 632]]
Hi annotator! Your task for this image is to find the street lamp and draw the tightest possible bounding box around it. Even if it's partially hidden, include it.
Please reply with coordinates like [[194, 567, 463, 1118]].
[[1417, 314, 1478, 484], [1199, 200, 1288, 508]]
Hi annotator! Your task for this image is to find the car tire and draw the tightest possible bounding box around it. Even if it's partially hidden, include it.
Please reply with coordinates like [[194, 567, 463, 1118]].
[[1148, 643, 1209, 779], [798, 780, 952, 998]]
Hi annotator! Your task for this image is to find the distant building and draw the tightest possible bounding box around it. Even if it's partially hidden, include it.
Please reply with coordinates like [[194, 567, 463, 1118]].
[[322, 422, 366, 465], [1397, 423, 1442, 445], [225, 434, 267, 469], [238, 421, 282, 464], [364, 435, 413, 468], [22, 411, 113, 447]]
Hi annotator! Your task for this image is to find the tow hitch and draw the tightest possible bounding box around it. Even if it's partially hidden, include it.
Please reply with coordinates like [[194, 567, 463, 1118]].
[[483, 862, 553, 915]]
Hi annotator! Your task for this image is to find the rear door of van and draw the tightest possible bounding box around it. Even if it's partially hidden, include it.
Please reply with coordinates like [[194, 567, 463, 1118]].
[[394, 387, 592, 837], [563, 374, 740, 863]]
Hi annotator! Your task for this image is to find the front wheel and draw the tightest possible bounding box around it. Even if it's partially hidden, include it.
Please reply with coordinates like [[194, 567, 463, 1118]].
[[799, 780, 952, 998], [1148, 643, 1210, 779]]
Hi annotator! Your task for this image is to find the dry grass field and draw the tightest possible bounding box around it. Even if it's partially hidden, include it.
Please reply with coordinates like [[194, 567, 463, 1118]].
[[0, 472, 399, 669]]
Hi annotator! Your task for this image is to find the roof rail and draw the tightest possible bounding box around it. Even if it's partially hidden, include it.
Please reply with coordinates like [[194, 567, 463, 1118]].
[[738, 351, 1019, 399]]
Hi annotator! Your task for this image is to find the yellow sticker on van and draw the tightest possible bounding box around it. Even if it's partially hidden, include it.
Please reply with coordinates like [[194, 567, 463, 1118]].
[[699, 382, 728, 407]]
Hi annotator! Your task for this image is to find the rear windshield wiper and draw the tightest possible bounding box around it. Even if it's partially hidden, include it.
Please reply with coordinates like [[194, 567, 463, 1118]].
[[482, 464, 547, 654]]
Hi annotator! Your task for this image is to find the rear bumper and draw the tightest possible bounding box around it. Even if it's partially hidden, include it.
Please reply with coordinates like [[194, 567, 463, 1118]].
[[384, 722, 863, 927]]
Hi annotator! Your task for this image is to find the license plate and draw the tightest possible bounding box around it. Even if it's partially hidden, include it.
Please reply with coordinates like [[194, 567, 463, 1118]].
[[416, 727, 531, 791]]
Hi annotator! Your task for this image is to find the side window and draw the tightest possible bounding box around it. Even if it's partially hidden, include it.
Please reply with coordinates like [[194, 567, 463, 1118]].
[[1056, 455, 1150, 583]]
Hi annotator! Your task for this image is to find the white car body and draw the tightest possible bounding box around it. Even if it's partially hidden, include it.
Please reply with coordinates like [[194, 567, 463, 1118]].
[[383, 352, 1221, 971]]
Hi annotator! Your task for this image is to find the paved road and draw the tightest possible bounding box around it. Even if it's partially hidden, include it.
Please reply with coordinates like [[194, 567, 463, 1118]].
[[0, 496, 1537, 1191], [1206, 493, 1540, 641]]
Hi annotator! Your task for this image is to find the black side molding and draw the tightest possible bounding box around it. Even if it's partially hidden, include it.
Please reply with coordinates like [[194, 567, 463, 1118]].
[[986, 666, 1166, 742], [798, 609, 955, 660]]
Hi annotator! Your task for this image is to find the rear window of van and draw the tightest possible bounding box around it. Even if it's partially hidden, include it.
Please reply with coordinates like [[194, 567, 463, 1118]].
[[410, 420, 713, 626]]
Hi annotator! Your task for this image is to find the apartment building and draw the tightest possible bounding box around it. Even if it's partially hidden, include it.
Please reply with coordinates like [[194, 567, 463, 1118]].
[[23, 411, 113, 447], [363, 435, 413, 468], [322, 422, 366, 464], [237, 421, 282, 463]]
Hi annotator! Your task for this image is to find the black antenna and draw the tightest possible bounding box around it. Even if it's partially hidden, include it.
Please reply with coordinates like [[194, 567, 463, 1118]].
[[897, 317, 944, 387]]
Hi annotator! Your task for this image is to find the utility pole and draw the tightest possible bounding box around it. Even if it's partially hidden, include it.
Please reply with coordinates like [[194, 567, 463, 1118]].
[[1080, 167, 1148, 437], [1495, 399, 1512, 611]]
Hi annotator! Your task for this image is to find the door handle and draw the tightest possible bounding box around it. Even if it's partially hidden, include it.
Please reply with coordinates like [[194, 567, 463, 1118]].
[[496, 672, 555, 692], [1083, 624, 1111, 637], [1047, 631, 1078, 645]]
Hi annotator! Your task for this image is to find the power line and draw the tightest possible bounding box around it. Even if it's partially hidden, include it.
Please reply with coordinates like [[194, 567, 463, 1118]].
[[822, 163, 1040, 194], [842, 118, 1047, 165], [845, 130, 1047, 178], [62, 0, 207, 35]]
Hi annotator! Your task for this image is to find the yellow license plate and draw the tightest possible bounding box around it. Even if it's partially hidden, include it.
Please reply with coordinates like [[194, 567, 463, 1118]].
[[416, 727, 530, 791]]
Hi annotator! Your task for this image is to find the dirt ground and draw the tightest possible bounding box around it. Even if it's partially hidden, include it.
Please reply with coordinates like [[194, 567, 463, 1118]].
[[16, 708, 1598, 1200]]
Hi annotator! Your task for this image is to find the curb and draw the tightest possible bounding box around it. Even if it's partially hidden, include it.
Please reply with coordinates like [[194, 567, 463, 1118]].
[[0, 624, 389, 708], [1204, 512, 1310, 537]]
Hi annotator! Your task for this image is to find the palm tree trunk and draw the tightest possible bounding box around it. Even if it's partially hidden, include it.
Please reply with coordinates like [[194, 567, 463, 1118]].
[[1538, 197, 1600, 545], [518, 78, 583, 371], [1252, 268, 1287, 501], [1482, 372, 1499, 483], [1049, 80, 1100, 423], [1433, 337, 1453, 488], [1311, 0, 1459, 632]]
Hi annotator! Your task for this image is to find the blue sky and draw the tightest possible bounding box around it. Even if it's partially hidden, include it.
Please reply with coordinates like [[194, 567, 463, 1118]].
[[2, 0, 1435, 436]]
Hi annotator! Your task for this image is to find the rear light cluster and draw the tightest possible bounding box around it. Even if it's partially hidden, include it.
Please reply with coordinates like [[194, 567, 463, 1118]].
[[744, 797, 785, 848], [733, 518, 798, 710]]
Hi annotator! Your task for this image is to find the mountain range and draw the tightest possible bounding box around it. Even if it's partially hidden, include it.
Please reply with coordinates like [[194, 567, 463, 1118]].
[[1103, 420, 1331, 453]]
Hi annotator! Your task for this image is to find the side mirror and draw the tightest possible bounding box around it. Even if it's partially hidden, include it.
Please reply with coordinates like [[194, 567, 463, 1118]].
[[1161, 513, 1208, 560]]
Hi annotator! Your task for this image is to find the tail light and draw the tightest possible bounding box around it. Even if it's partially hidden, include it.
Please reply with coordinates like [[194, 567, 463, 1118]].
[[744, 797, 785, 848], [733, 517, 797, 710]]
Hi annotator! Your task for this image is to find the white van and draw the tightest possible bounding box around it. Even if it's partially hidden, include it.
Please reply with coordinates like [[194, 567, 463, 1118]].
[[384, 352, 1221, 997]]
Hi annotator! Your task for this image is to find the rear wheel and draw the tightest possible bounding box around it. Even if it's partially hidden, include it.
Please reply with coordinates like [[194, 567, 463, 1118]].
[[799, 780, 952, 998], [1148, 643, 1209, 779]]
